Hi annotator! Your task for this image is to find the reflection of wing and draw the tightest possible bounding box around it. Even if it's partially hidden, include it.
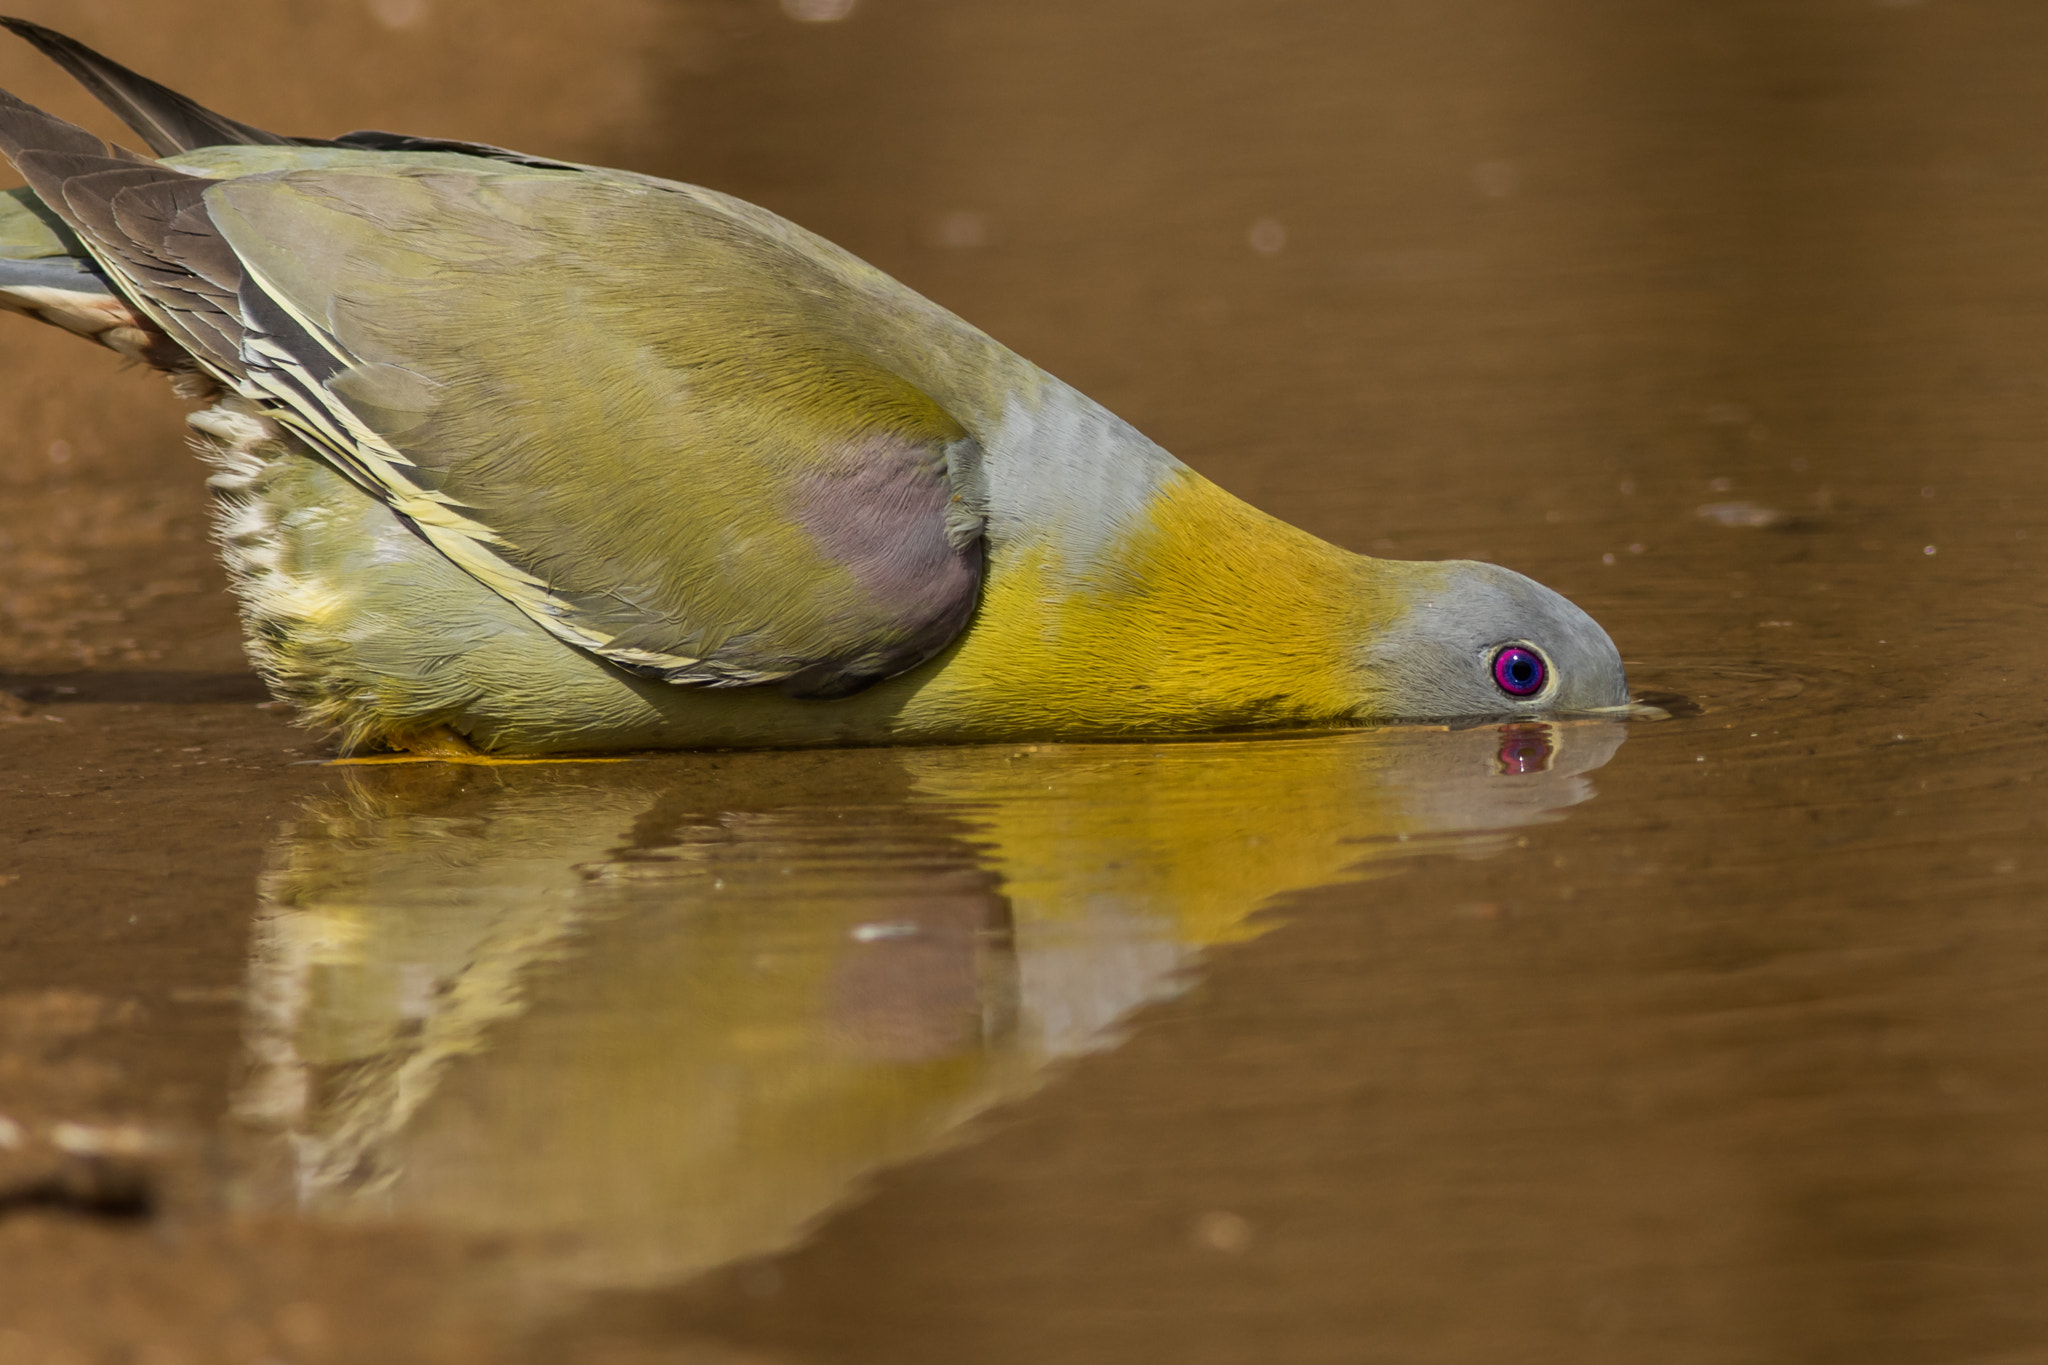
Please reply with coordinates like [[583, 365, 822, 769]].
[[232, 721, 1626, 1289], [235, 769, 651, 1202], [234, 754, 1024, 1290]]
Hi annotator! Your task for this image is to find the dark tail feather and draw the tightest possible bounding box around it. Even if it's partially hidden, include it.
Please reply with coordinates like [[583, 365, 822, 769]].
[[0, 83, 129, 164], [0, 19, 581, 170], [0, 16, 293, 155], [0, 83, 154, 216], [0, 85, 218, 372]]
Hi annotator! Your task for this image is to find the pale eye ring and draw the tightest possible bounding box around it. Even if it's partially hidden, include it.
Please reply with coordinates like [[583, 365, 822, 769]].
[[1491, 645, 1547, 698]]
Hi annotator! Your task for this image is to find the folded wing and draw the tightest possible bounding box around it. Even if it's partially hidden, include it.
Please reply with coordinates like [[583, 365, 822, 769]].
[[0, 81, 986, 698]]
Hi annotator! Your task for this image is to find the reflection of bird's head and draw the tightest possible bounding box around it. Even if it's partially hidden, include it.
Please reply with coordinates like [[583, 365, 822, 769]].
[[1356, 559, 1628, 721], [1369, 717, 1630, 840], [904, 716, 1629, 955]]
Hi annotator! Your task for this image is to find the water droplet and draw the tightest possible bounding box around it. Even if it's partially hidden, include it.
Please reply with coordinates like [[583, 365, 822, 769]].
[[1697, 501, 1782, 528], [1247, 218, 1286, 255], [368, 0, 429, 29], [851, 921, 920, 943], [1191, 1210, 1253, 1252], [930, 210, 988, 249], [1472, 161, 1519, 198]]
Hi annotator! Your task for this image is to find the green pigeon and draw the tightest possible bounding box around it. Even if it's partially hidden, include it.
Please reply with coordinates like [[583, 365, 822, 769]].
[[0, 19, 1626, 756]]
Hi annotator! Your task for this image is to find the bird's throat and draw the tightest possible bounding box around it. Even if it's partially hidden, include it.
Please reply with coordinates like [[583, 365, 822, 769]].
[[898, 470, 1386, 738]]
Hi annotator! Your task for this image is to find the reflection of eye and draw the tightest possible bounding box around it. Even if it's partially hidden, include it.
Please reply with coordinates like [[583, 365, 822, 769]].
[[1496, 723, 1553, 775], [1491, 646, 1547, 698]]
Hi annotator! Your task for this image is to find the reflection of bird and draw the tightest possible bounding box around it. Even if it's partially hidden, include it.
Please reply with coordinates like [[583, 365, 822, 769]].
[[0, 21, 1627, 755], [235, 719, 1622, 1287], [903, 720, 1627, 1048]]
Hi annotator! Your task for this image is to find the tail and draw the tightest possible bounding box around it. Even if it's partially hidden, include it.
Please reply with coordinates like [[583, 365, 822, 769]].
[[0, 16, 281, 367], [0, 17, 578, 166], [0, 18, 582, 362], [0, 16, 292, 156], [0, 184, 179, 363], [0, 58, 200, 366]]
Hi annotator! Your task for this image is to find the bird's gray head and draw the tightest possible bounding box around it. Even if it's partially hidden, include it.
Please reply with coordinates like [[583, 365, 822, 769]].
[[1358, 560, 1627, 721]]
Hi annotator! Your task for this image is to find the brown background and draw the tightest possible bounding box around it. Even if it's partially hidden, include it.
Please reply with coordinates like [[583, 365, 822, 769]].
[[5, 2, 2048, 1362]]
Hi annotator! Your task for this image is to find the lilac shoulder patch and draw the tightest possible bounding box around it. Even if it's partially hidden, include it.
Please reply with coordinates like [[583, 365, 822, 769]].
[[784, 431, 984, 697]]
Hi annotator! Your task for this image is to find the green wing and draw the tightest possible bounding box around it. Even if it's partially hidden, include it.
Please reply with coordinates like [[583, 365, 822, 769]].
[[7, 116, 985, 697], [206, 163, 987, 696], [0, 26, 986, 696]]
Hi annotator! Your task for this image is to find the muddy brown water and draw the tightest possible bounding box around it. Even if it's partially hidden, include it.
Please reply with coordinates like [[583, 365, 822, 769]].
[[3, 1, 2047, 1361]]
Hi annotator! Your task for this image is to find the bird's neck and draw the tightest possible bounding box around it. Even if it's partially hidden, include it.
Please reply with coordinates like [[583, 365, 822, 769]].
[[902, 467, 1391, 737]]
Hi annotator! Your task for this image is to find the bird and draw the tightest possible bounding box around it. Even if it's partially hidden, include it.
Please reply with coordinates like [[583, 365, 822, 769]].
[[0, 18, 1627, 757]]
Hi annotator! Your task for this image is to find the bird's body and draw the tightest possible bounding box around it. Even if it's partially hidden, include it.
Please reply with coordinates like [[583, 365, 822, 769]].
[[0, 21, 1626, 754]]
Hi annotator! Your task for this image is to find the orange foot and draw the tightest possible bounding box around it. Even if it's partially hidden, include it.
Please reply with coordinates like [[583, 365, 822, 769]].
[[327, 726, 629, 766]]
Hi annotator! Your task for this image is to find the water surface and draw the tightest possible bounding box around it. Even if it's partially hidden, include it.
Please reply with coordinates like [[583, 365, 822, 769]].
[[228, 725, 1622, 1297], [3, 2, 2048, 1362]]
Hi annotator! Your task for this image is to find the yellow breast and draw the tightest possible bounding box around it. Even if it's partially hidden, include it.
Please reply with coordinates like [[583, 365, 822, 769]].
[[893, 468, 1394, 739]]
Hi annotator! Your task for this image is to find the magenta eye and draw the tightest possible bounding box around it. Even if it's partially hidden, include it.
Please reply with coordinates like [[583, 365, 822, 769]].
[[1491, 646, 1547, 698]]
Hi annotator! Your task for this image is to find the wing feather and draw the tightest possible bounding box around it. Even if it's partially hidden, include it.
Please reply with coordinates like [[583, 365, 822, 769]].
[[0, 66, 985, 698], [198, 166, 986, 695]]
